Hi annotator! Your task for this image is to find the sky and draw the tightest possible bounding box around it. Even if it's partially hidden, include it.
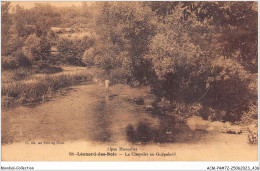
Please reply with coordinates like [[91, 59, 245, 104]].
[[10, 1, 94, 9]]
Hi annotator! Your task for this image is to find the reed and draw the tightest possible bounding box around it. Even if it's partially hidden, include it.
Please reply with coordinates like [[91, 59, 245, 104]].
[[2, 70, 93, 107]]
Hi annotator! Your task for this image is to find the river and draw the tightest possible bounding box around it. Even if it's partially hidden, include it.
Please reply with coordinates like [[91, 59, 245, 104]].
[[1, 82, 258, 161]]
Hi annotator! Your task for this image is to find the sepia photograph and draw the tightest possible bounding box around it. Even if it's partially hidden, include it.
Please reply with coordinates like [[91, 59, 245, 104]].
[[1, 1, 258, 163]]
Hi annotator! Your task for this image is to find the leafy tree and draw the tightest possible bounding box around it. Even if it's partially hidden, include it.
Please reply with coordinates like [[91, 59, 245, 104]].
[[148, 1, 257, 73], [202, 58, 254, 122], [92, 2, 156, 84], [216, 2, 258, 72], [12, 5, 34, 38], [147, 5, 212, 102], [146, 2, 256, 122], [29, 3, 61, 37], [12, 3, 61, 38], [82, 47, 96, 66], [56, 36, 92, 65], [23, 34, 51, 63], [1, 2, 12, 55]]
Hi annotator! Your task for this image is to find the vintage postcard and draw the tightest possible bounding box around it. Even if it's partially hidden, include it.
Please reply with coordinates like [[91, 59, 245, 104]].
[[1, 1, 258, 163]]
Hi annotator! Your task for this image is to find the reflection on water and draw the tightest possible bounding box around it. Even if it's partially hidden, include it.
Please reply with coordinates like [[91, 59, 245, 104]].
[[2, 84, 258, 161], [2, 83, 207, 145], [126, 117, 208, 144], [126, 119, 176, 144], [89, 97, 112, 142], [87, 91, 204, 144]]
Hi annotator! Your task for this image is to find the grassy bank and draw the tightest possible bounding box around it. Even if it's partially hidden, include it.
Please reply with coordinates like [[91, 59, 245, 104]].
[[2, 68, 93, 108]]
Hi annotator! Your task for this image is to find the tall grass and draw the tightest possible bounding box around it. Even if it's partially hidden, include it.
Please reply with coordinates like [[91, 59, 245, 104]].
[[2, 71, 93, 107]]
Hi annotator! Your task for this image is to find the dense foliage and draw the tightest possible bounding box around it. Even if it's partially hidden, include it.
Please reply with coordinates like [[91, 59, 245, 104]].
[[87, 2, 257, 122], [1, 2, 257, 122]]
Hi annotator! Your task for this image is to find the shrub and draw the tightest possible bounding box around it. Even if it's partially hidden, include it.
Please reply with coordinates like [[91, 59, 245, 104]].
[[23, 34, 51, 63], [202, 58, 253, 122], [108, 67, 127, 84], [14, 50, 32, 68], [56, 36, 92, 66], [10, 69, 31, 81], [22, 34, 41, 61], [82, 47, 96, 66], [34, 63, 63, 74], [1, 56, 19, 70]]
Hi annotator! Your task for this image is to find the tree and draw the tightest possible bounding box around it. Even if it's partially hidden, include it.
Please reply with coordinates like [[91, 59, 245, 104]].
[[1, 2, 12, 55], [146, 2, 256, 122], [147, 5, 213, 102], [23, 34, 51, 63], [91, 2, 156, 84], [29, 3, 61, 37], [216, 2, 258, 72], [13, 5, 34, 38], [12, 3, 61, 38], [56, 36, 91, 66], [150, 1, 258, 73]]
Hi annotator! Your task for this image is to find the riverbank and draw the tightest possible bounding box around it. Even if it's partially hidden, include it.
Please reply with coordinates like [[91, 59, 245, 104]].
[[1, 82, 258, 161], [1, 67, 93, 108]]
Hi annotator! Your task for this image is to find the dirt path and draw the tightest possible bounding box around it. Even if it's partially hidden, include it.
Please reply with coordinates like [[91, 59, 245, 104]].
[[1, 82, 258, 161]]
